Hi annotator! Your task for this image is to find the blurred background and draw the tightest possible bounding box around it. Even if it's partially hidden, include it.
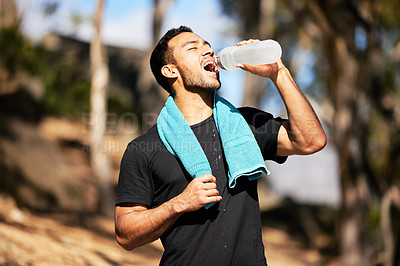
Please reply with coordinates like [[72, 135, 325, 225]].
[[0, 0, 399, 265]]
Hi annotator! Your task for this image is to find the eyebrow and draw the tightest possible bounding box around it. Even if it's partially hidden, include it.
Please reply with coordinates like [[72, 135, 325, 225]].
[[182, 40, 211, 48]]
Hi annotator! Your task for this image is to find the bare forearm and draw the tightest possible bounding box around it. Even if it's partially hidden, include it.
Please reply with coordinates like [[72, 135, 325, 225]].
[[115, 200, 182, 250], [273, 67, 327, 154], [115, 174, 222, 251], [235, 39, 326, 155]]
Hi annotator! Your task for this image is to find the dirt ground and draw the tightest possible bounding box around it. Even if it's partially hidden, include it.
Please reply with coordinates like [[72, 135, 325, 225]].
[[0, 195, 338, 266]]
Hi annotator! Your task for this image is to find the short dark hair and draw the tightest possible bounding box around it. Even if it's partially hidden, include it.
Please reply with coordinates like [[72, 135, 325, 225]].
[[150, 26, 193, 94]]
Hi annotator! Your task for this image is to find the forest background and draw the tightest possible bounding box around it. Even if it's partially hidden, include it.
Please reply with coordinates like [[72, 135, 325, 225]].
[[0, 0, 399, 265]]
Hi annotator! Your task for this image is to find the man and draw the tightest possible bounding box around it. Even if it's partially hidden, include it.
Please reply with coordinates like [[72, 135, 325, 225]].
[[115, 26, 326, 265]]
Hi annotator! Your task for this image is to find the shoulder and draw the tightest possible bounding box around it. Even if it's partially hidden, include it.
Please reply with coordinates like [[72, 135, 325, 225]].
[[238, 107, 285, 128], [128, 124, 160, 147], [132, 124, 159, 142], [124, 124, 166, 158], [238, 106, 274, 119]]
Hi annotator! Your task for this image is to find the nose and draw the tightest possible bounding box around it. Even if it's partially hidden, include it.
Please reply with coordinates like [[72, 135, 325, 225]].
[[202, 46, 215, 57]]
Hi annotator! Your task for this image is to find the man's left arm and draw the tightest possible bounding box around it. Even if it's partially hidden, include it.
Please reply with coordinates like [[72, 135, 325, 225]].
[[237, 41, 327, 156]]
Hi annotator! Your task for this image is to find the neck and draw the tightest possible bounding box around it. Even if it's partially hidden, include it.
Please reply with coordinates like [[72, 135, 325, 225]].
[[173, 90, 214, 126]]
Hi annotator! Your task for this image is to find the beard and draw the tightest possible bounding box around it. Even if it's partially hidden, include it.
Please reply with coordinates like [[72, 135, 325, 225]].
[[177, 64, 221, 93]]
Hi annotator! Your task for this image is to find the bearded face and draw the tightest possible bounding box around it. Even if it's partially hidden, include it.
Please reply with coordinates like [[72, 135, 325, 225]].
[[168, 32, 221, 93], [176, 61, 221, 93]]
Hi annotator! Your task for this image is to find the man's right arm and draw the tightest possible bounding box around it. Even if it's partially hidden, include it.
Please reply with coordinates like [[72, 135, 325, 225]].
[[115, 173, 222, 251]]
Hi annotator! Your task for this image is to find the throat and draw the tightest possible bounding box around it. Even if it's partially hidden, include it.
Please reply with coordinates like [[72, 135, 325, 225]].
[[174, 94, 213, 126], [183, 111, 213, 126]]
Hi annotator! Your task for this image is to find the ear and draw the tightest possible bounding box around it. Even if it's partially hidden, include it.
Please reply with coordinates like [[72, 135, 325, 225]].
[[161, 64, 179, 78]]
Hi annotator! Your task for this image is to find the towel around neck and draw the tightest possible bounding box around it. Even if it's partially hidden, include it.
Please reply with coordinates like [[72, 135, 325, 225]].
[[157, 93, 270, 190]]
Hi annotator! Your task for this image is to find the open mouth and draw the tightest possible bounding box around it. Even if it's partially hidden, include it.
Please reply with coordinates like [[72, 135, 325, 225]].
[[203, 60, 219, 74]]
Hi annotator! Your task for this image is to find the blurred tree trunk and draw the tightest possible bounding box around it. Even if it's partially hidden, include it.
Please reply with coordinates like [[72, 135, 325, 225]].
[[381, 186, 400, 266], [306, 1, 400, 264], [90, 0, 112, 217], [0, 0, 19, 96], [135, 0, 174, 130], [306, 2, 371, 264], [330, 36, 370, 266], [240, 0, 276, 108], [0, 0, 19, 29], [152, 0, 174, 46]]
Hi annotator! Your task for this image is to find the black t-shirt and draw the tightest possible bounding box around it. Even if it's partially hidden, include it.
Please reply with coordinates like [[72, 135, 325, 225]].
[[116, 107, 287, 266]]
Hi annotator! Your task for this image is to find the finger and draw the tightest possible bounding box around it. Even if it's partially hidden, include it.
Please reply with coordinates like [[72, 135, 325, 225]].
[[204, 188, 220, 197], [197, 173, 216, 183], [237, 39, 260, 46], [203, 182, 217, 190], [204, 195, 222, 204], [237, 63, 257, 73], [237, 39, 259, 45]]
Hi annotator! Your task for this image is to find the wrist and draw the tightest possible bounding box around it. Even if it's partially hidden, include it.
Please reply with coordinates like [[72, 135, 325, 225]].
[[168, 195, 187, 214], [271, 66, 290, 86]]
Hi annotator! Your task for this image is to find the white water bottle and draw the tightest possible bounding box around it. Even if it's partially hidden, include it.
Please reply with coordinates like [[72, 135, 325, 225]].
[[216, 39, 282, 70]]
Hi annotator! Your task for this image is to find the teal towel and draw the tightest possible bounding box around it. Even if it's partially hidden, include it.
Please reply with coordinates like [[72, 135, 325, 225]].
[[157, 94, 270, 206]]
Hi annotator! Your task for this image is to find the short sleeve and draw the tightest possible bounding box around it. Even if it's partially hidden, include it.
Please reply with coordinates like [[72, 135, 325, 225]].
[[239, 107, 288, 164], [115, 142, 154, 207]]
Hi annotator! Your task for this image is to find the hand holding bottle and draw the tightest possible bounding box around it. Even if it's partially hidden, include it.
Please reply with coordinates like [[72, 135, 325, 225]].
[[216, 39, 282, 70], [233, 39, 285, 81], [216, 38, 284, 80]]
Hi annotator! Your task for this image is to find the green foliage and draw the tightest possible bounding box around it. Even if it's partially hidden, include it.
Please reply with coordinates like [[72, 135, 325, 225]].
[[42, 72, 91, 118], [368, 110, 390, 175], [378, 0, 400, 28], [0, 27, 92, 119], [365, 202, 385, 253], [107, 93, 134, 116], [41, 54, 91, 118], [0, 26, 46, 75], [0, 26, 137, 120]]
